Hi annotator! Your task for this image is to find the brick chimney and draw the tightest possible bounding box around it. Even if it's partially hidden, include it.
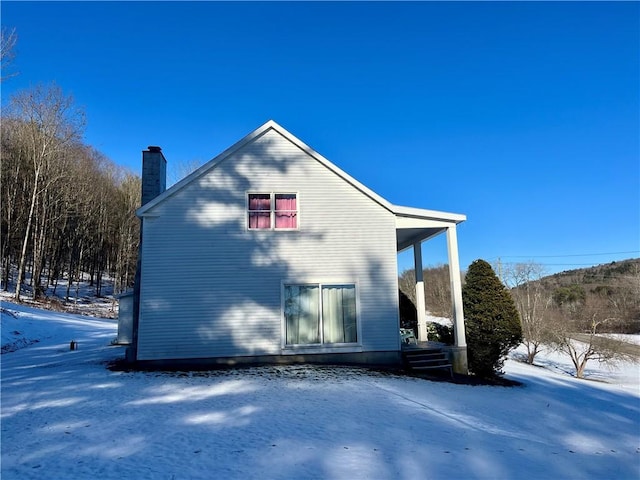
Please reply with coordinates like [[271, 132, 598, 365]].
[[141, 146, 166, 205], [128, 145, 167, 364]]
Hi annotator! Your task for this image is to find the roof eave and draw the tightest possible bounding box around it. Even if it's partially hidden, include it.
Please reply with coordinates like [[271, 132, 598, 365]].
[[392, 204, 466, 224], [137, 119, 398, 217], [137, 119, 280, 217]]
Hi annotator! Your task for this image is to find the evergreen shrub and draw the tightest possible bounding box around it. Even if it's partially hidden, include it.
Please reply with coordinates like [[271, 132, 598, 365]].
[[463, 259, 522, 377]]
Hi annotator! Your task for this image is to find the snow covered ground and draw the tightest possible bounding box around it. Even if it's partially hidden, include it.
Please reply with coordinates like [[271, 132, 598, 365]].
[[2, 300, 639, 480], [601, 333, 640, 346]]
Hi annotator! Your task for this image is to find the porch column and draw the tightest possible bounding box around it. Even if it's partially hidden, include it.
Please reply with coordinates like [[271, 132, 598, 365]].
[[446, 224, 468, 374], [446, 225, 466, 346], [413, 241, 428, 341]]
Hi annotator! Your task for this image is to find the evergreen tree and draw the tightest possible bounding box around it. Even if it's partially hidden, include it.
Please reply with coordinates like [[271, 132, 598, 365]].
[[463, 259, 522, 377]]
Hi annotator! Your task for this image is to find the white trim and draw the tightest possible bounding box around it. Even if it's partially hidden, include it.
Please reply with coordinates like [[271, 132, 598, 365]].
[[280, 280, 362, 350], [136, 120, 466, 231], [138, 123, 275, 217], [414, 242, 428, 342], [393, 205, 466, 223], [395, 216, 461, 230], [246, 191, 300, 231], [447, 225, 467, 348], [281, 345, 365, 355], [138, 120, 396, 217]]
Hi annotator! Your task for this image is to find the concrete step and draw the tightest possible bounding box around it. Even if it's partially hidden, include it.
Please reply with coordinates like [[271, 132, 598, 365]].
[[406, 352, 448, 361], [403, 348, 453, 377], [407, 359, 451, 367]]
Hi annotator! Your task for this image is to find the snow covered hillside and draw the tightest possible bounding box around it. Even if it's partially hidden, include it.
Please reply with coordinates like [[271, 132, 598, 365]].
[[2, 301, 639, 480]]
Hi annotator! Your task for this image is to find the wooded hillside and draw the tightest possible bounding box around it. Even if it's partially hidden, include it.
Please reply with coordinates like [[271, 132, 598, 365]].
[[538, 258, 640, 333], [1, 84, 141, 301], [399, 258, 640, 333]]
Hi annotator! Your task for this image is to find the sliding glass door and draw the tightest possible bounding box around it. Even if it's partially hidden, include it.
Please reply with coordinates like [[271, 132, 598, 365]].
[[284, 284, 357, 346]]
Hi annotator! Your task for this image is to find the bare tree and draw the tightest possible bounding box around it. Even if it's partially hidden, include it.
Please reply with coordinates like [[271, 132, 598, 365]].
[[112, 173, 140, 294], [5, 84, 85, 300], [424, 264, 453, 318], [547, 293, 636, 378], [609, 263, 640, 332], [398, 269, 416, 306], [398, 265, 456, 319], [2, 84, 142, 305], [503, 262, 552, 364], [1, 118, 29, 289], [167, 158, 204, 187], [1, 27, 18, 82]]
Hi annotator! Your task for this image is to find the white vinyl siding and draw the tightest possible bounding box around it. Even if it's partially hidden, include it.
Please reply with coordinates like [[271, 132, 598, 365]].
[[137, 128, 399, 361]]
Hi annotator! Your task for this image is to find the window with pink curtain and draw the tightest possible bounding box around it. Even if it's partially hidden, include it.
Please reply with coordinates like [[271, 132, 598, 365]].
[[275, 194, 297, 229], [248, 193, 298, 230], [248, 194, 271, 229]]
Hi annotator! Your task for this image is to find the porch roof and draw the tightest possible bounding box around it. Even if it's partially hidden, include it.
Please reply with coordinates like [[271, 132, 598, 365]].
[[393, 205, 466, 252]]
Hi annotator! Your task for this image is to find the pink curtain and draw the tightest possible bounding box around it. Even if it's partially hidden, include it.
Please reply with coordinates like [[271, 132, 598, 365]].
[[248, 194, 297, 229], [249, 194, 271, 229], [249, 194, 271, 211], [249, 212, 271, 229], [275, 194, 297, 229]]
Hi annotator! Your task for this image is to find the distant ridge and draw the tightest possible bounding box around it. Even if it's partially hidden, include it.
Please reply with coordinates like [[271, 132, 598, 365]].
[[544, 258, 640, 287], [533, 258, 640, 333]]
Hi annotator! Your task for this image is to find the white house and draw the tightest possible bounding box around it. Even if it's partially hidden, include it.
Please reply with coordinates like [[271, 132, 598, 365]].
[[129, 121, 468, 373]]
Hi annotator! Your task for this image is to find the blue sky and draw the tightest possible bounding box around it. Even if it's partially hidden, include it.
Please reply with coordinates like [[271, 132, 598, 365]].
[[2, 1, 639, 275]]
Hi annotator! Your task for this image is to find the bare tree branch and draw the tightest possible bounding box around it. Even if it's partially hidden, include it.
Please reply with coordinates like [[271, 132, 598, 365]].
[[1, 27, 18, 82], [503, 262, 552, 364]]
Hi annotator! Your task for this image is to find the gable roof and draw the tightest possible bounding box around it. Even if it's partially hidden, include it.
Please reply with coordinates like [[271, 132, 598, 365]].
[[136, 120, 466, 229], [137, 120, 390, 216]]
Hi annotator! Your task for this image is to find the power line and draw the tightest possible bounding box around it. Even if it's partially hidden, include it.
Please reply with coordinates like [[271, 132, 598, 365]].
[[497, 251, 639, 259], [498, 262, 634, 267]]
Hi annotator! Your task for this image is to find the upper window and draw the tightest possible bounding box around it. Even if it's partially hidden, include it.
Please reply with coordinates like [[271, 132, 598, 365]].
[[248, 193, 297, 230]]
